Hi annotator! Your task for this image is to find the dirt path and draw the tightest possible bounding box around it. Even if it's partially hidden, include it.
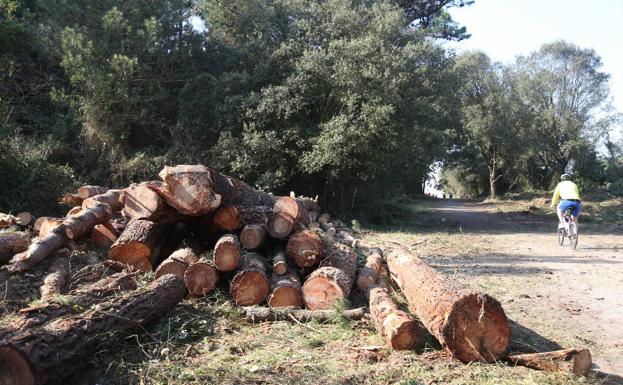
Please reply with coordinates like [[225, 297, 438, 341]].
[[414, 199, 623, 381]]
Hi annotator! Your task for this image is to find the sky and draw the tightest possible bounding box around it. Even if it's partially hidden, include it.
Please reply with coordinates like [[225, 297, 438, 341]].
[[446, 0, 623, 113]]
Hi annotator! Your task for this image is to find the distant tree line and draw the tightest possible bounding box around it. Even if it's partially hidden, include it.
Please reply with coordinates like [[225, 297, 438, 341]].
[[0, 0, 621, 219]]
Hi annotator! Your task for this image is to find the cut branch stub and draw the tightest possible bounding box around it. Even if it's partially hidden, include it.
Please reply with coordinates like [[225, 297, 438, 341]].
[[229, 252, 269, 306], [213, 234, 241, 272], [286, 230, 324, 267], [386, 247, 510, 363], [183, 257, 219, 296], [156, 164, 222, 216]]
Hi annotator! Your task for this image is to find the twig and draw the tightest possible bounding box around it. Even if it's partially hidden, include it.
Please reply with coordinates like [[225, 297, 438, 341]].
[[288, 313, 321, 333]]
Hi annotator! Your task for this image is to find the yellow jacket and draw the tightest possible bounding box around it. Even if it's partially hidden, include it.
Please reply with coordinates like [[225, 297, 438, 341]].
[[551, 181, 580, 207]]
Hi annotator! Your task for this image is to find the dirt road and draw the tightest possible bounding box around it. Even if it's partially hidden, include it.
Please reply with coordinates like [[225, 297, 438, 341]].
[[409, 199, 622, 381]]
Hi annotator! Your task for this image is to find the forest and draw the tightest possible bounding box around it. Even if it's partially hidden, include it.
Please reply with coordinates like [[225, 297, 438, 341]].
[[1, 0, 622, 218]]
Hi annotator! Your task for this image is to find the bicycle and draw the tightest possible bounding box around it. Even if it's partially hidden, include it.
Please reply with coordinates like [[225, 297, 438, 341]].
[[557, 209, 578, 249]]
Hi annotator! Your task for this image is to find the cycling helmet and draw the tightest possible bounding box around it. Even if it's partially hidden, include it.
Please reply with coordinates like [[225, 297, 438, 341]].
[[561, 173, 571, 181]]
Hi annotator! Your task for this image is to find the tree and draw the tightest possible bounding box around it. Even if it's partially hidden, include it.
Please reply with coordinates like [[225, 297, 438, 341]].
[[392, 0, 473, 40]]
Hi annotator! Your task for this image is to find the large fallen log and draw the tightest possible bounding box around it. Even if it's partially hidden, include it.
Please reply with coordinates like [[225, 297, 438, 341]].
[[505, 348, 592, 376], [286, 230, 324, 267], [108, 219, 166, 272], [230, 252, 269, 306], [302, 243, 357, 310], [356, 248, 383, 295], [155, 247, 198, 280], [0, 231, 30, 264], [39, 249, 70, 300], [267, 212, 295, 239], [244, 306, 366, 323], [386, 247, 510, 363], [0, 274, 185, 385], [268, 269, 303, 308], [183, 257, 219, 296]]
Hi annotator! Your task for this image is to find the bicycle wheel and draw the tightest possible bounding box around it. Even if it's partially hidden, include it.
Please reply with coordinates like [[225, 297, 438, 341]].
[[569, 222, 578, 249], [557, 227, 565, 246]]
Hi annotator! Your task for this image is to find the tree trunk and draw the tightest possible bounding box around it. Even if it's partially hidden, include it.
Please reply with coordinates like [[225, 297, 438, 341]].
[[82, 189, 124, 212], [108, 219, 166, 272], [488, 162, 497, 198], [240, 224, 266, 250], [77, 185, 107, 199], [213, 234, 241, 272], [212, 205, 241, 231], [0, 231, 30, 264], [302, 243, 357, 310], [272, 248, 288, 275], [505, 348, 592, 376], [356, 247, 383, 295], [39, 249, 70, 300], [229, 252, 270, 306], [268, 269, 303, 308], [267, 212, 295, 239], [0, 274, 185, 385], [155, 247, 198, 280], [63, 203, 112, 240], [369, 285, 421, 350], [122, 182, 178, 222], [244, 306, 365, 323], [153, 165, 222, 216], [286, 230, 324, 267], [386, 247, 510, 363], [183, 257, 219, 296]]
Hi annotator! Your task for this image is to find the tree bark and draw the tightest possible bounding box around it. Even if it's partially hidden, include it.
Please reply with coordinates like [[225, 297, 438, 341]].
[[286, 230, 324, 267], [229, 252, 270, 306], [356, 247, 383, 295], [240, 224, 267, 250], [9, 227, 67, 272], [183, 257, 219, 296], [213, 234, 241, 272], [108, 219, 166, 272], [209, 167, 276, 208], [82, 189, 124, 212], [0, 274, 185, 385], [505, 348, 592, 376], [39, 249, 70, 300], [369, 285, 421, 350], [386, 247, 510, 363], [244, 306, 365, 323], [268, 269, 303, 308], [63, 202, 112, 240], [302, 243, 357, 310], [0, 231, 30, 264], [272, 248, 288, 275], [212, 205, 241, 231]]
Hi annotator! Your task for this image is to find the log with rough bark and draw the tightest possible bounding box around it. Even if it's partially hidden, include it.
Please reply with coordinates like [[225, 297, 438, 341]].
[[386, 247, 510, 363], [154, 165, 222, 216], [122, 182, 178, 222], [240, 224, 266, 250], [155, 247, 198, 280], [239, 206, 273, 225], [39, 249, 70, 300], [268, 268, 303, 308], [505, 348, 592, 376], [183, 257, 219, 296], [82, 189, 124, 212], [0, 274, 185, 385], [369, 286, 421, 350], [64, 202, 112, 240], [37, 217, 64, 237], [90, 222, 119, 249], [356, 248, 383, 295], [267, 212, 295, 239], [230, 252, 270, 306], [273, 196, 310, 225], [287, 230, 324, 267], [209, 167, 276, 208], [244, 306, 366, 323], [15, 212, 32, 226], [212, 234, 240, 272], [212, 205, 241, 231], [77, 185, 107, 199], [108, 219, 165, 272], [272, 248, 288, 275], [0, 231, 30, 264], [302, 243, 357, 310]]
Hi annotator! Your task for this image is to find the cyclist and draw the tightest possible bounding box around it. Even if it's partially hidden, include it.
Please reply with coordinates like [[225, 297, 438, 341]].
[[550, 173, 581, 229]]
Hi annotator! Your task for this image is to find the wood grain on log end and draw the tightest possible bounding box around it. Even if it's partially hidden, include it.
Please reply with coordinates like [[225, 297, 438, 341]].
[[183, 258, 219, 296], [0, 346, 35, 385]]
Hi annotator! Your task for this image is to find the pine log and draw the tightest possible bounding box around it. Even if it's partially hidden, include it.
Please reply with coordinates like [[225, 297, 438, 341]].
[[0, 231, 30, 264], [77, 185, 107, 199], [212, 205, 241, 231], [108, 219, 165, 272], [15, 212, 32, 226], [90, 222, 119, 249], [356, 248, 383, 295], [244, 306, 365, 323], [82, 189, 124, 212], [302, 243, 357, 310], [268, 269, 303, 308], [505, 348, 592, 375], [0, 274, 185, 385], [267, 212, 295, 239], [209, 167, 276, 208], [273, 196, 310, 225], [8, 227, 67, 272], [213, 234, 241, 272], [369, 286, 421, 350], [39, 249, 71, 300], [287, 230, 324, 268], [230, 252, 270, 306], [183, 257, 219, 296], [60, 193, 83, 207], [37, 217, 64, 237], [272, 248, 288, 275], [64, 202, 112, 240], [122, 182, 177, 222], [155, 247, 199, 280], [155, 165, 222, 216], [240, 224, 266, 250], [238, 206, 272, 225], [386, 248, 510, 363]]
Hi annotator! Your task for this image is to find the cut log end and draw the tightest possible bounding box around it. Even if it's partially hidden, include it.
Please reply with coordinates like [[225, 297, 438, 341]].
[[240, 224, 266, 250], [183, 261, 219, 296], [108, 241, 152, 272], [214, 235, 241, 272], [267, 212, 294, 239], [385, 314, 421, 350], [154, 261, 187, 280], [268, 287, 303, 308], [230, 272, 269, 306], [0, 346, 35, 385], [444, 293, 510, 363], [302, 274, 345, 310]]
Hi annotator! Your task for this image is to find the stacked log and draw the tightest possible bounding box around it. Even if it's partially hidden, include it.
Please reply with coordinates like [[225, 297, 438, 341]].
[[230, 252, 270, 306], [286, 230, 324, 267], [184, 257, 219, 296], [39, 249, 71, 300], [213, 234, 241, 272], [356, 247, 383, 295], [108, 219, 165, 272], [155, 247, 199, 280], [240, 224, 266, 250], [267, 269, 303, 308], [271, 248, 288, 275]]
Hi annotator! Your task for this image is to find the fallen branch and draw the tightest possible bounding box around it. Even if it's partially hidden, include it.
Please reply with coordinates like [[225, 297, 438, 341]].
[[244, 306, 366, 323]]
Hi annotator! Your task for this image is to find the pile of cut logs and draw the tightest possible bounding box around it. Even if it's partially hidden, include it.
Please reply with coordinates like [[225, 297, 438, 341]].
[[0, 165, 591, 385]]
